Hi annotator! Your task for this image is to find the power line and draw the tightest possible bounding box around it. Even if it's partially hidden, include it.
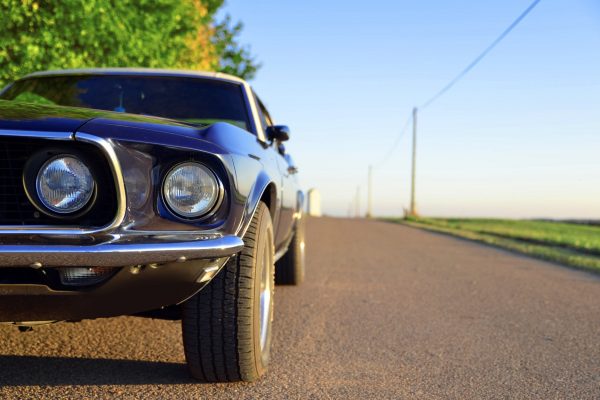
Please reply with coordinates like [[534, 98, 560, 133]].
[[374, 111, 413, 169], [420, 0, 542, 110], [375, 0, 542, 169], [364, 0, 542, 217], [363, 112, 412, 219]]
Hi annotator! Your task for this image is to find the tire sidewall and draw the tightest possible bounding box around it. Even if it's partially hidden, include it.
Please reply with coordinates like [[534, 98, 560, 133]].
[[252, 204, 275, 375]]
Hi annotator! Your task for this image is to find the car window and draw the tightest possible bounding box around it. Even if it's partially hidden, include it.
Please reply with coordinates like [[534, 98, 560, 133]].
[[259, 100, 274, 127], [1, 75, 252, 131], [10, 91, 57, 106], [253, 92, 275, 133], [252, 93, 268, 134]]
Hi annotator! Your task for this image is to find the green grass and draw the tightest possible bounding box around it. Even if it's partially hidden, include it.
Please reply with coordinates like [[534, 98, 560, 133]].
[[384, 217, 600, 274]]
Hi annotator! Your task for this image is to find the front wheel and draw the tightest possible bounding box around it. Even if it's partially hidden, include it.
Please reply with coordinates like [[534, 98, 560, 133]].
[[181, 202, 275, 382]]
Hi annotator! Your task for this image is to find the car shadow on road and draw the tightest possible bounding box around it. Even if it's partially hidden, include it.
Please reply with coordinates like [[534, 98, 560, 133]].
[[0, 355, 198, 386]]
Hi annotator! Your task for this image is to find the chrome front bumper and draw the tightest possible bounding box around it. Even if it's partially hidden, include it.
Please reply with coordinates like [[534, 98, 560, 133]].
[[0, 235, 244, 267]]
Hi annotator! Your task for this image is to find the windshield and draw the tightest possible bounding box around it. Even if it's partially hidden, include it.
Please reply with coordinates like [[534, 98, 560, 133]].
[[0, 75, 251, 130]]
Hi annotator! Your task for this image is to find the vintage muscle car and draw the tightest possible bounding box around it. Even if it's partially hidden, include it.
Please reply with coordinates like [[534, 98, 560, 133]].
[[0, 69, 305, 382]]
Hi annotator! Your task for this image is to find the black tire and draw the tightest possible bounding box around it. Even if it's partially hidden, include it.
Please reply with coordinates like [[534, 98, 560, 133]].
[[275, 214, 305, 285], [181, 202, 275, 382]]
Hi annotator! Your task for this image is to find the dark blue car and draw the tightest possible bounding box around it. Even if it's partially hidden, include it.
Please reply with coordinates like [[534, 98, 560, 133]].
[[0, 69, 305, 382]]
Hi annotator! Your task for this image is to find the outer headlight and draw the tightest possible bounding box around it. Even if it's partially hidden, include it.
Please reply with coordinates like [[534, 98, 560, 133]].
[[36, 155, 95, 214], [162, 162, 221, 218]]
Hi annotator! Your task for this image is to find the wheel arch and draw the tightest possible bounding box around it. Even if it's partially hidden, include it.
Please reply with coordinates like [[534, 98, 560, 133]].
[[237, 171, 279, 238], [260, 182, 277, 220]]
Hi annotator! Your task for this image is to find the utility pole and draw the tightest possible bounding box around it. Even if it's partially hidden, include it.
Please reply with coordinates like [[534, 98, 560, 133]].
[[367, 165, 372, 218], [410, 107, 418, 216], [355, 186, 360, 218]]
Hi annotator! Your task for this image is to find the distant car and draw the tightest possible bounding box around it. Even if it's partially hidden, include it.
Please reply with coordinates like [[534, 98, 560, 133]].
[[0, 69, 305, 382]]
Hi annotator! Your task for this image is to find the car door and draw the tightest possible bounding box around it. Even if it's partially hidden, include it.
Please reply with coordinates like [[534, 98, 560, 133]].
[[274, 143, 298, 245], [253, 94, 296, 248]]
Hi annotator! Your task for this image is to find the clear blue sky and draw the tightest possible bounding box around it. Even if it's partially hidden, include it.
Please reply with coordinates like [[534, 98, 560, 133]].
[[220, 0, 600, 218]]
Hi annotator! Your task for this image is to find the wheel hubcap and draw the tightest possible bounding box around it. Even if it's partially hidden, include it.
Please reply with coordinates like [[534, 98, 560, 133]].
[[259, 239, 272, 355]]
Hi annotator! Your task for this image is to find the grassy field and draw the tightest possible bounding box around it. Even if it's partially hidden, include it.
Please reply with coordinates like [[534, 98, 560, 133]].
[[385, 217, 600, 274]]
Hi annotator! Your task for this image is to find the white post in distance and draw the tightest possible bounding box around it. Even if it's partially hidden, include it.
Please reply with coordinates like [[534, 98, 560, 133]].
[[307, 189, 322, 217]]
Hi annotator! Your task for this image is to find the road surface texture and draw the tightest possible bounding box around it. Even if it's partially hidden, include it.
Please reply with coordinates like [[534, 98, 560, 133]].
[[0, 217, 598, 399]]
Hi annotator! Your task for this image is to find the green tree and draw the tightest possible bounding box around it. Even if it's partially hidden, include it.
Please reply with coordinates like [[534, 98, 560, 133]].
[[0, 0, 259, 88], [213, 15, 260, 80]]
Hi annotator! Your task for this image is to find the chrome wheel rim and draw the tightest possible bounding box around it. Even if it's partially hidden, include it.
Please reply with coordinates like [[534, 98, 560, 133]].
[[259, 238, 272, 354]]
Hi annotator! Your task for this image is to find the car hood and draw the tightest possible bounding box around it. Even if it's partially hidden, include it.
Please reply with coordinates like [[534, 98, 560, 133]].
[[0, 100, 248, 156], [0, 99, 199, 134]]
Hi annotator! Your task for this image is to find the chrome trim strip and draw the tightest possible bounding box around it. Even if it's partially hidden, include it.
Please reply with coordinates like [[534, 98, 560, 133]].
[[0, 131, 126, 234], [22, 68, 246, 85], [0, 235, 244, 267], [244, 82, 267, 142], [76, 132, 127, 232], [0, 131, 73, 140]]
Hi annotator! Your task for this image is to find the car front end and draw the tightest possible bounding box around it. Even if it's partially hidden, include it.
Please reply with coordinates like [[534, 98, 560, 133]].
[[0, 101, 247, 324]]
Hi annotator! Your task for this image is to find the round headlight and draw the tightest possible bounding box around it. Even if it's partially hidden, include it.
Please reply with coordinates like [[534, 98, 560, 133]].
[[163, 162, 220, 218], [36, 155, 95, 214]]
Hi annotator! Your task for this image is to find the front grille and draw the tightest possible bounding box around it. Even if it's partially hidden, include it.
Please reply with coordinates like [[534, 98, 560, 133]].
[[0, 139, 38, 224], [0, 136, 117, 226]]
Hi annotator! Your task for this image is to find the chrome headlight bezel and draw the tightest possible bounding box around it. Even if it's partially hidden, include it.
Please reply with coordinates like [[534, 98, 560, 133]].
[[34, 155, 96, 215], [161, 161, 224, 220]]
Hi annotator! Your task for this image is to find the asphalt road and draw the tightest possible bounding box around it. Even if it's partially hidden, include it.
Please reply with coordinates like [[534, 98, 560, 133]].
[[0, 217, 598, 399]]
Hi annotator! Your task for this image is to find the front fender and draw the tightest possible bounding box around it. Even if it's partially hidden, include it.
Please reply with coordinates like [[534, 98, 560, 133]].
[[234, 166, 278, 238], [79, 117, 281, 241]]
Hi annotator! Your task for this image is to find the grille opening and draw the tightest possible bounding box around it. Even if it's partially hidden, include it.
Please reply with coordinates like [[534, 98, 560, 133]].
[[0, 137, 117, 226]]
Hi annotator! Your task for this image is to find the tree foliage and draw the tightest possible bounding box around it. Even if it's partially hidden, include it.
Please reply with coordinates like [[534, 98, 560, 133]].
[[0, 0, 259, 88], [213, 15, 261, 81]]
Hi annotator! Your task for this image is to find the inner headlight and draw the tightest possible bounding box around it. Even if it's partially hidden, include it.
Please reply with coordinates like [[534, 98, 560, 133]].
[[36, 155, 95, 214], [162, 162, 221, 218]]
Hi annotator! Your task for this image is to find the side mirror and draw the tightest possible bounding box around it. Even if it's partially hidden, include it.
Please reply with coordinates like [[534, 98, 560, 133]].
[[267, 125, 290, 142]]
